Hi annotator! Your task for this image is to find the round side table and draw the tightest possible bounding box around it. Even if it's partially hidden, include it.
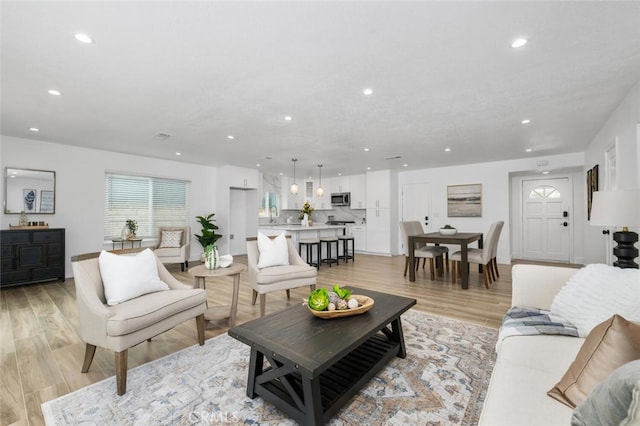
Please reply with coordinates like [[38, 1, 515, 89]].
[[188, 263, 246, 327]]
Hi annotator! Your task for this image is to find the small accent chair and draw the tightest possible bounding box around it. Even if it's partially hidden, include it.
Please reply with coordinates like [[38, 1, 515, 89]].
[[399, 221, 447, 280], [71, 249, 206, 395], [450, 220, 504, 288], [489, 221, 504, 279], [155, 226, 190, 271], [246, 236, 317, 316]]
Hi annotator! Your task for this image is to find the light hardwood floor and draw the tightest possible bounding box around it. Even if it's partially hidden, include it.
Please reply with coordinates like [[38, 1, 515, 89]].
[[1, 253, 518, 425]]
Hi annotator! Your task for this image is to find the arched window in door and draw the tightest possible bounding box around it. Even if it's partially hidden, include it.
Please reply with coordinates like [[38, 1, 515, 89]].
[[528, 185, 560, 199]]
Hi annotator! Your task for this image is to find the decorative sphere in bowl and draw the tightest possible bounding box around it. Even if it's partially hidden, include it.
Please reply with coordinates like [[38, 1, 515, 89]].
[[439, 227, 457, 235]]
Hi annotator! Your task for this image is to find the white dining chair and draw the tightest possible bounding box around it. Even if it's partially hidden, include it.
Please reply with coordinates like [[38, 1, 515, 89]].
[[450, 221, 504, 288], [399, 221, 447, 280]]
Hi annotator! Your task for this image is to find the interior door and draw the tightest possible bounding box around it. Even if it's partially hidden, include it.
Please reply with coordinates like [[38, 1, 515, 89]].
[[401, 182, 432, 232], [522, 178, 571, 262]]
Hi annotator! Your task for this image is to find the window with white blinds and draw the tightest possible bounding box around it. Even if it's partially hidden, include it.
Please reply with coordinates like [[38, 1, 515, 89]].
[[104, 173, 190, 239]]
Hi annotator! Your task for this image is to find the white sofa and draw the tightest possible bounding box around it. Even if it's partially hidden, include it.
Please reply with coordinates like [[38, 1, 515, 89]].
[[479, 264, 581, 426]]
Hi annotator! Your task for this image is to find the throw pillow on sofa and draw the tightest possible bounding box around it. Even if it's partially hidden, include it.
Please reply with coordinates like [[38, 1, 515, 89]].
[[571, 360, 640, 426], [550, 263, 640, 337], [548, 314, 640, 408], [98, 248, 169, 305]]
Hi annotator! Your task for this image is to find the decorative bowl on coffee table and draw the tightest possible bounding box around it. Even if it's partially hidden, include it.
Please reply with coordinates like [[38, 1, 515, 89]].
[[308, 295, 374, 319]]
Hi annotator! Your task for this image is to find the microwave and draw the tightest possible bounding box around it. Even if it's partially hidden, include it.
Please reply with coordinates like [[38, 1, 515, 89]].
[[331, 192, 350, 206]]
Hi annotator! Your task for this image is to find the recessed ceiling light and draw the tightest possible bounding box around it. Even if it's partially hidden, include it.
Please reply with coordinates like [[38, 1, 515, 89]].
[[366, 167, 371, 170], [338, 173, 342, 176], [279, 172, 284, 175], [175, 152, 181, 156], [526, 148, 533, 152], [284, 116, 292, 121], [74, 33, 94, 44], [541, 171, 550, 175], [363, 88, 374, 96], [511, 38, 528, 48], [521, 119, 531, 124], [403, 164, 408, 167], [227, 135, 234, 140], [364, 148, 370, 152], [48, 89, 62, 96], [444, 148, 451, 152], [29, 127, 39, 132]]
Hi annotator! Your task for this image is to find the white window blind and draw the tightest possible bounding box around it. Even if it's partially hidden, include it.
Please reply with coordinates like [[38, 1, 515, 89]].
[[104, 173, 190, 239]]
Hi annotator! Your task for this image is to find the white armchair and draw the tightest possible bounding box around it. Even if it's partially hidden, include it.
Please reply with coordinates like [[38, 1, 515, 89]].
[[155, 226, 190, 271], [71, 249, 206, 395], [246, 235, 317, 316]]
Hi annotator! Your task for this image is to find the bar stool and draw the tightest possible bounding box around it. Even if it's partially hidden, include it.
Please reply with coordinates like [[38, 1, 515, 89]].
[[319, 236, 339, 267], [298, 238, 320, 269], [338, 235, 355, 263]]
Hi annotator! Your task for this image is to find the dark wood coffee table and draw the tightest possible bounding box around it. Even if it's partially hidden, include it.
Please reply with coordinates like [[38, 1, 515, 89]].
[[228, 287, 416, 426]]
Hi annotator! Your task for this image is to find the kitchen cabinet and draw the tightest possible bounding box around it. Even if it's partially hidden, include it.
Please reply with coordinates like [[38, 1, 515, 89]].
[[1, 228, 65, 287], [223, 166, 258, 189], [350, 225, 367, 252], [349, 174, 366, 209], [366, 170, 391, 209], [332, 176, 350, 193], [364, 170, 397, 255], [365, 208, 391, 254]]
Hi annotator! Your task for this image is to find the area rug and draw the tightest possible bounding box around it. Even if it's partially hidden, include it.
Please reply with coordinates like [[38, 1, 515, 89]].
[[42, 310, 497, 425]]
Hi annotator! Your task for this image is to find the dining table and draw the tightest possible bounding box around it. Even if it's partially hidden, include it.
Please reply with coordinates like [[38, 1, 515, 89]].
[[408, 232, 483, 289]]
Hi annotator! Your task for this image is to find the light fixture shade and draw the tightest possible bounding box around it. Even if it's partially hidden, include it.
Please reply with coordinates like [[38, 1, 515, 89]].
[[590, 190, 640, 227], [316, 186, 324, 197], [290, 182, 298, 195]]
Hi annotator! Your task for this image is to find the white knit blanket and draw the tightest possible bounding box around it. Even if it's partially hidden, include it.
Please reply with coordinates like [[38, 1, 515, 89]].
[[550, 264, 640, 337]]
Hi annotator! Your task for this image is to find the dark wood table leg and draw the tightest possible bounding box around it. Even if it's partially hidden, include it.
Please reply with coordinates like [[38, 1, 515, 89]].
[[461, 243, 469, 290], [391, 317, 407, 358], [478, 235, 484, 274], [247, 347, 264, 398], [302, 376, 323, 426], [409, 236, 416, 282]]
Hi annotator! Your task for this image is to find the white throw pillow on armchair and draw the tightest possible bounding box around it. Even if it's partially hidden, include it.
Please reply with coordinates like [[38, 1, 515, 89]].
[[257, 232, 290, 268], [98, 248, 169, 305]]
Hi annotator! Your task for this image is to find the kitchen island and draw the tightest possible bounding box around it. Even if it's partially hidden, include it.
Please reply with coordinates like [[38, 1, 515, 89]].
[[258, 224, 346, 263]]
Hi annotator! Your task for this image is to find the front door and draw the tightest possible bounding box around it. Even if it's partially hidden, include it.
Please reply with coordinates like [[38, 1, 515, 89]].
[[522, 178, 571, 262]]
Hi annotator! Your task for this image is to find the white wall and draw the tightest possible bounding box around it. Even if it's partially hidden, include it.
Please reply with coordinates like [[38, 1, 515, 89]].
[[583, 79, 640, 264], [1, 136, 217, 278], [398, 152, 584, 264]]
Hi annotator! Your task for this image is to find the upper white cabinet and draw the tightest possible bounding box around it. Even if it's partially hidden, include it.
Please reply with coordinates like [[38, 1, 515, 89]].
[[224, 165, 259, 189], [366, 170, 391, 209], [332, 176, 350, 193], [349, 174, 366, 209]]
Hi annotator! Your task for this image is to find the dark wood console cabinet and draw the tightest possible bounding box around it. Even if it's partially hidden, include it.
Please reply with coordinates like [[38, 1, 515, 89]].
[[1, 228, 65, 287]]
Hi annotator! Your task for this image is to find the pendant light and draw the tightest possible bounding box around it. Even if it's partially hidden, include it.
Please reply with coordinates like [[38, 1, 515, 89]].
[[316, 164, 324, 197], [290, 158, 298, 195]]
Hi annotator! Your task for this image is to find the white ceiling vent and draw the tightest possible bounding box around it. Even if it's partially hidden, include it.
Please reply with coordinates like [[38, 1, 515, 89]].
[[153, 132, 173, 140], [384, 155, 402, 160]]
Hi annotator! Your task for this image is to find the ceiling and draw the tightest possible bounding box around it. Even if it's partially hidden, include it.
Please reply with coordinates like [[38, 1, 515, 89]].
[[2, 2, 640, 179]]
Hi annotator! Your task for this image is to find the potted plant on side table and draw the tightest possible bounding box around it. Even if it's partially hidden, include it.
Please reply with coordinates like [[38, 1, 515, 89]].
[[195, 213, 223, 267]]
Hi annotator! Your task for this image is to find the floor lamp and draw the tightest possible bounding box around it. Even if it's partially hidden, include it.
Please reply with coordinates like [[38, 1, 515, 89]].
[[589, 189, 640, 269]]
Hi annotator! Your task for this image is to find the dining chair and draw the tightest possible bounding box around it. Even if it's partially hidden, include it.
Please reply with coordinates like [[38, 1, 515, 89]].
[[399, 221, 447, 280], [408, 221, 449, 274], [450, 221, 504, 288], [489, 221, 504, 279]]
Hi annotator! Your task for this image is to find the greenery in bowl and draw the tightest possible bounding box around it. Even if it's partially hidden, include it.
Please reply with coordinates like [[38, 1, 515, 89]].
[[441, 224, 455, 229]]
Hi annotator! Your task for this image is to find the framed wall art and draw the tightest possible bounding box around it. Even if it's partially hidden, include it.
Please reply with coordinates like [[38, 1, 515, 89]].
[[447, 184, 482, 217]]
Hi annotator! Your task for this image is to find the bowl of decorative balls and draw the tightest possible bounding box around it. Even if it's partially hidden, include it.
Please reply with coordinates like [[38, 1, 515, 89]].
[[306, 285, 374, 319]]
